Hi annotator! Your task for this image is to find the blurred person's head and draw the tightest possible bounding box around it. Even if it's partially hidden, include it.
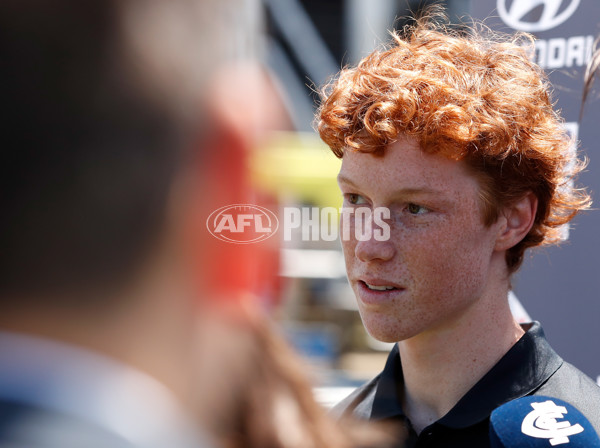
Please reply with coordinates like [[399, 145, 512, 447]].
[[317, 11, 590, 343], [0, 0, 271, 407]]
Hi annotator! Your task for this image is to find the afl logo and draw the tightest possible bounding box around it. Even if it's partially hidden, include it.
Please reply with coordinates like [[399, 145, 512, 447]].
[[497, 0, 580, 32], [207, 204, 279, 244]]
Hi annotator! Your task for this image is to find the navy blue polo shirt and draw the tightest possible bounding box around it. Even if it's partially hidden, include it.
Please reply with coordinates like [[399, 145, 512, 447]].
[[334, 322, 600, 447]]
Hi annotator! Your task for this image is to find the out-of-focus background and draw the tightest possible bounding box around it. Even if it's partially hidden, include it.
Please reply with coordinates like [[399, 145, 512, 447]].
[[221, 0, 600, 402]]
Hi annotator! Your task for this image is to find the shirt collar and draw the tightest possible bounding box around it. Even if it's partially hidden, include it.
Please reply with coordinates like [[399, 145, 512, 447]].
[[371, 342, 404, 420], [370, 321, 564, 427]]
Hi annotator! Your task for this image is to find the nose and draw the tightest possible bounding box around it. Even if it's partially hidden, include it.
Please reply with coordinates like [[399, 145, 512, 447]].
[[355, 238, 395, 262]]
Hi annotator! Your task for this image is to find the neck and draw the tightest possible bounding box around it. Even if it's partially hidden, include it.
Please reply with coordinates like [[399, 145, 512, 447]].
[[398, 272, 524, 433]]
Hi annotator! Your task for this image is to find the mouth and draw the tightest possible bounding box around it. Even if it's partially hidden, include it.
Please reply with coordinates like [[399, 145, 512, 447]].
[[361, 281, 399, 291], [356, 280, 404, 305], [358, 279, 404, 293]]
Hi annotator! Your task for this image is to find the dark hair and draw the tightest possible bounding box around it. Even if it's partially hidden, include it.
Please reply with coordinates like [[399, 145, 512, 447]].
[[0, 1, 189, 300]]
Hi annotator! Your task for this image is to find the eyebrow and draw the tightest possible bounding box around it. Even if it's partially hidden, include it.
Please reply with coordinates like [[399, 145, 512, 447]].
[[337, 174, 444, 197]]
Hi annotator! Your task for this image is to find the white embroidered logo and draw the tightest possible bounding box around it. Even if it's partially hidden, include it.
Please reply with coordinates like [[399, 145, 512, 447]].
[[497, 0, 580, 32], [521, 400, 584, 445]]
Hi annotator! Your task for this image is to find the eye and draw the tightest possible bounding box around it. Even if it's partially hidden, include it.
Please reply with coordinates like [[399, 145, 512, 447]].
[[407, 203, 428, 215], [345, 193, 367, 205]]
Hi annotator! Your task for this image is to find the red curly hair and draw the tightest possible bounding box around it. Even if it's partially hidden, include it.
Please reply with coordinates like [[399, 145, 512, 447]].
[[317, 13, 591, 272]]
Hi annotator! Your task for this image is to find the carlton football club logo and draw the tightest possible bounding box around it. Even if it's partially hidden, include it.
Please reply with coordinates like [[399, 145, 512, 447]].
[[521, 400, 584, 445], [497, 0, 580, 32], [207, 204, 279, 244]]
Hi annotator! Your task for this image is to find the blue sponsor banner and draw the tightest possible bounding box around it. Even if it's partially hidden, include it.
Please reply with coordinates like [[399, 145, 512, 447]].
[[469, 0, 600, 381]]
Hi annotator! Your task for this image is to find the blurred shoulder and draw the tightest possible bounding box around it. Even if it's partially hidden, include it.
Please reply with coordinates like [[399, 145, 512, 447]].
[[0, 399, 134, 448]]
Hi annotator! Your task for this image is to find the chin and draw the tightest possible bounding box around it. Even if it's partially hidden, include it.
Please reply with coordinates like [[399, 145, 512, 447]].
[[361, 315, 411, 343], [368, 331, 401, 343]]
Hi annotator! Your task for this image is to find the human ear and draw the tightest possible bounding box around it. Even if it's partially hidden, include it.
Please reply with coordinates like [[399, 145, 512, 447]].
[[494, 192, 538, 251]]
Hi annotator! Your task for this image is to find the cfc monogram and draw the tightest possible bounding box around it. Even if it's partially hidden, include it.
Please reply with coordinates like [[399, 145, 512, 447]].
[[521, 400, 584, 445]]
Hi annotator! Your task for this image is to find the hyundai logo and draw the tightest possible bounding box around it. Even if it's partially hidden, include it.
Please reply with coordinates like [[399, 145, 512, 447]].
[[497, 0, 580, 32]]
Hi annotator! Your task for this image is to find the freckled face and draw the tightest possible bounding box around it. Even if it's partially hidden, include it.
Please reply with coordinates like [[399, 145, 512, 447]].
[[338, 137, 502, 342]]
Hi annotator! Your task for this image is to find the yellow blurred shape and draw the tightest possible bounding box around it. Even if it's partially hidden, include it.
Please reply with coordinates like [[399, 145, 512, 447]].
[[251, 132, 342, 208]]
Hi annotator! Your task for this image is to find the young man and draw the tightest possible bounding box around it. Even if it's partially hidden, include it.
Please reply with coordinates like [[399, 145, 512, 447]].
[[317, 15, 600, 447]]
